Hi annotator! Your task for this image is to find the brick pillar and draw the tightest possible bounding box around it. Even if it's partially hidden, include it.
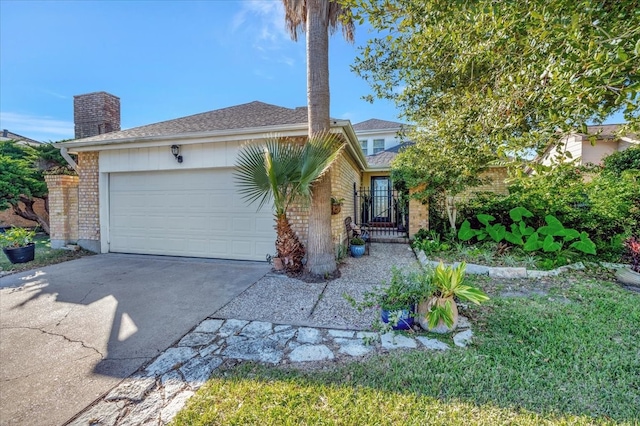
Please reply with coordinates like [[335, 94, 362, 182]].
[[78, 152, 101, 252], [408, 186, 429, 237], [45, 175, 79, 249]]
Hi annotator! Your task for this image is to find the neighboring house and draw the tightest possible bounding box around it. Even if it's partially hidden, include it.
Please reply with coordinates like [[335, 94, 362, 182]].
[[539, 124, 639, 166], [0, 129, 43, 147], [352, 118, 409, 156]]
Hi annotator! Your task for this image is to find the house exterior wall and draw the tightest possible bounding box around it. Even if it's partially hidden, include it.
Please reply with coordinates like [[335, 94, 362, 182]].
[[541, 135, 583, 166], [409, 185, 428, 236], [0, 199, 48, 229], [45, 175, 79, 248], [78, 152, 100, 252], [581, 139, 618, 165], [330, 153, 362, 248]]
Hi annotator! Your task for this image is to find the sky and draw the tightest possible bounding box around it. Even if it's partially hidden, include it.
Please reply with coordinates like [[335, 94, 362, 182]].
[[0, 0, 401, 143]]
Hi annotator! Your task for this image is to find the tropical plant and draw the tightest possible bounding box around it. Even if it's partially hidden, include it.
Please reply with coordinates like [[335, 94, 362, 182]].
[[235, 133, 343, 272], [283, 0, 355, 276], [330, 196, 344, 205], [0, 227, 36, 249], [418, 262, 489, 333]]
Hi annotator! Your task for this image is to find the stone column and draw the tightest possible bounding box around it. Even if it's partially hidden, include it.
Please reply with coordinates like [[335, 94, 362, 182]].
[[44, 175, 79, 249]]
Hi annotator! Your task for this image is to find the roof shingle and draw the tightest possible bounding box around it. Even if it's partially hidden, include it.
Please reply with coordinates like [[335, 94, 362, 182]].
[[352, 118, 406, 131], [72, 101, 309, 143]]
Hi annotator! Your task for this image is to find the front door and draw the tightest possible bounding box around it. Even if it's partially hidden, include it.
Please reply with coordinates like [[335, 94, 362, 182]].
[[371, 176, 391, 222]]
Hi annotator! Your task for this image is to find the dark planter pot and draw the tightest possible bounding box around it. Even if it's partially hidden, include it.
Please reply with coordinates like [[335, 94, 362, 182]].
[[3, 243, 35, 264], [350, 244, 366, 258], [381, 306, 414, 330]]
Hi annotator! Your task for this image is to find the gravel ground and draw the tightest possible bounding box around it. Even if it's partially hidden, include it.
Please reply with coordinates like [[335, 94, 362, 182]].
[[213, 244, 628, 331], [213, 243, 422, 330]]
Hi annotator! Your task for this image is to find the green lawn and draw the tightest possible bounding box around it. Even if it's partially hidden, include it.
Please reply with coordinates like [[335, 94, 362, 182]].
[[0, 234, 92, 274], [172, 276, 640, 425]]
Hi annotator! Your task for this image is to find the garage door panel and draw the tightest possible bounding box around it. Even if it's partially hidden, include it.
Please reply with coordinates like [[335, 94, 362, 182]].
[[109, 169, 276, 261]]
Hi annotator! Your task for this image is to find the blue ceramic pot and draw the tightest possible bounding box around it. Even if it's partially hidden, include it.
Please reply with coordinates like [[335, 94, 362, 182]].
[[350, 244, 365, 258], [381, 307, 414, 330]]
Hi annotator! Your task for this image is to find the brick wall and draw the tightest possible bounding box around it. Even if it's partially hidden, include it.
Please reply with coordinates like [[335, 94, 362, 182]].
[[74, 92, 121, 139], [330, 153, 361, 248], [287, 150, 362, 252], [456, 166, 509, 203], [45, 175, 79, 248], [409, 185, 429, 236], [78, 152, 100, 250]]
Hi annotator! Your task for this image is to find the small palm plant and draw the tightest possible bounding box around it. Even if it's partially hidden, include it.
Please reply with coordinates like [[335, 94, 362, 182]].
[[417, 262, 489, 333], [235, 133, 343, 272]]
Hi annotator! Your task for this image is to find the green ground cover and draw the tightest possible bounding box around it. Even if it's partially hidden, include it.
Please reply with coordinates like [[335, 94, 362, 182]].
[[172, 274, 639, 425]]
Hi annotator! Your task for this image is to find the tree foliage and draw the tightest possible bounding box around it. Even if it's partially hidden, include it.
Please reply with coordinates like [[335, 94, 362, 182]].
[[351, 0, 639, 193], [0, 140, 73, 233]]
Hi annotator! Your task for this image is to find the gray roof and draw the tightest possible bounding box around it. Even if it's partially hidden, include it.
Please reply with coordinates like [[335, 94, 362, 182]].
[[73, 101, 310, 143], [352, 118, 406, 131], [1, 129, 42, 145], [366, 142, 414, 167]]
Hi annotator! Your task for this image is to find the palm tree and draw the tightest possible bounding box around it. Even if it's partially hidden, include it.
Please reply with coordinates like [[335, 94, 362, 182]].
[[283, 0, 355, 276], [235, 133, 344, 272]]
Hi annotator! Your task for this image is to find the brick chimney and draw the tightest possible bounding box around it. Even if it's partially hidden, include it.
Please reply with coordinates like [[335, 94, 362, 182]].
[[73, 91, 120, 139]]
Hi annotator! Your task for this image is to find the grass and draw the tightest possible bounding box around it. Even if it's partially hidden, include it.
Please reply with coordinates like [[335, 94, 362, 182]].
[[0, 234, 93, 274], [172, 277, 640, 425]]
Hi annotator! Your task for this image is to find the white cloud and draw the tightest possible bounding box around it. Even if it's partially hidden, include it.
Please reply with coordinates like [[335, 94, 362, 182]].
[[231, 1, 298, 67], [0, 111, 74, 141]]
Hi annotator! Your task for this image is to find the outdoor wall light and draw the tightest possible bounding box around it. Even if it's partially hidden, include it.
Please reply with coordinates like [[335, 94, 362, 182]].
[[170, 144, 183, 163]]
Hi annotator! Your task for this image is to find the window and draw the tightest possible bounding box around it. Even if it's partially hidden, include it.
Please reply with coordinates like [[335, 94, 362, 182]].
[[373, 139, 385, 154], [359, 140, 368, 156]]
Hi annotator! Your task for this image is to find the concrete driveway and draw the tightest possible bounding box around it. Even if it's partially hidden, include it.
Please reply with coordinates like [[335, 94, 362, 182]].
[[0, 254, 270, 426]]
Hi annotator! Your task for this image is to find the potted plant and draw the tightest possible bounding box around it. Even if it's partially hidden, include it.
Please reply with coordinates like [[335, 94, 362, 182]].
[[616, 236, 640, 287], [350, 237, 366, 258], [345, 267, 426, 330], [0, 227, 36, 264], [416, 262, 489, 334], [331, 196, 344, 215]]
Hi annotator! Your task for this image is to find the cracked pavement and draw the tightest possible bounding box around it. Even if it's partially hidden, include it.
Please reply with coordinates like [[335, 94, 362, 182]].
[[0, 254, 270, 426]]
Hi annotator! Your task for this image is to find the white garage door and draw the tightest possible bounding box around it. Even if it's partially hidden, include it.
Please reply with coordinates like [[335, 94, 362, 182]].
[[108, 169, 276, 261]]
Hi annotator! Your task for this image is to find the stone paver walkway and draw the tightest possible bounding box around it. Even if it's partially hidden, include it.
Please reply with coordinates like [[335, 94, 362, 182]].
[[68, 316, 473, 425]]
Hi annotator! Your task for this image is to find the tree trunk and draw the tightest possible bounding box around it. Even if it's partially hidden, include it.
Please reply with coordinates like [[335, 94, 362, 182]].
[[305, 0, 337, 276], [13, 196, 50, 234], [275, 213, 305, 273]]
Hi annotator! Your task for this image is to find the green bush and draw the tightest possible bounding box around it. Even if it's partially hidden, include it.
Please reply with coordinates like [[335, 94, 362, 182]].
[[602, 146, 640, 175], [459, 162, 640, 261]]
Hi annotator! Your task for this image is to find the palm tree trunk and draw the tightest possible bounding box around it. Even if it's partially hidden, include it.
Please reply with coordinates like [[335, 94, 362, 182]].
[[305, 0, 337, 276], [275, 213, 305, 272]]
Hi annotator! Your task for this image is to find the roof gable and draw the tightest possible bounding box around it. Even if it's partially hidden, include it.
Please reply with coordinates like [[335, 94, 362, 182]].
[[73, 101, 309, 143], [352, 118, 406, 131]]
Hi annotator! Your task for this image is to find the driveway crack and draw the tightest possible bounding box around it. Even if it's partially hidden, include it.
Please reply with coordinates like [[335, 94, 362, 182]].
[[56, 283, 103, 327], [2, 325, 104, 358]]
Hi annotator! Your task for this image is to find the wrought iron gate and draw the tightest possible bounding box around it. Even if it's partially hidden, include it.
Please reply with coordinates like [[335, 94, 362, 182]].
[[353, 183, 409, 239]]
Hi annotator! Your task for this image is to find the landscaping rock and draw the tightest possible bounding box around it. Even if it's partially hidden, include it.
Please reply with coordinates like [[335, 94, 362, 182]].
[[289, 344, 335, 362], [489, 267, 527, 278], [380, 332, 418, 349], [415, 336, 450, 351], [453, 330, 474, 347]]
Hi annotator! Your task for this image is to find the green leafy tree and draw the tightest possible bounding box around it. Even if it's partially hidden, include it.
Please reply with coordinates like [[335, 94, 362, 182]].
[[0, 140, 73, 233], [283, 0, 355, 276], [350, 0, 639, 166], [235, 133, 344, 272]]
